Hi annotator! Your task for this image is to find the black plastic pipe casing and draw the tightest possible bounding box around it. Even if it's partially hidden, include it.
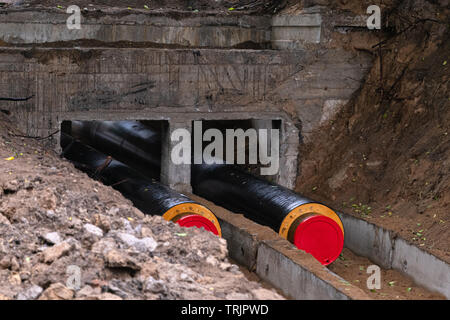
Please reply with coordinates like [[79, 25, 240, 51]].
[[68, 121, 161, 180], [62, 135, 197, 217], [192, 163, 315, 232]]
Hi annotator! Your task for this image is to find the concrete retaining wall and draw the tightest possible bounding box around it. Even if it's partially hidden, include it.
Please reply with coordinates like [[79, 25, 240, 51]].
[[338, 212, 450, 299]]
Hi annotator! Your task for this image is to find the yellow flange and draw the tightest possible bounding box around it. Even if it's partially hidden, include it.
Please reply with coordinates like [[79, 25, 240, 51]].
[[162, 203, 222, 237], [279, 203, 344, 240]]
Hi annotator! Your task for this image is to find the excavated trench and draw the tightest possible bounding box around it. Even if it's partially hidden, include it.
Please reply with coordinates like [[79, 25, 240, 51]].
[[59, 120, 445, 300], [0, 3, 448, 299]]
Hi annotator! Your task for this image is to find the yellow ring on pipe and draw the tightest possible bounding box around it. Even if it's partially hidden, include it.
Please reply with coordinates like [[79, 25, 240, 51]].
[[162, 203, 222, 237], [279, 203, 344, 240]]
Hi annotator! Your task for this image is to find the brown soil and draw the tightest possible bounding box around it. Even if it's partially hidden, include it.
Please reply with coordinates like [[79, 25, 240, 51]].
[[9, 0, 287, 15], [328, 249, 445, 300], [0, 113, 284, 300], [295, 0, 450, 263]]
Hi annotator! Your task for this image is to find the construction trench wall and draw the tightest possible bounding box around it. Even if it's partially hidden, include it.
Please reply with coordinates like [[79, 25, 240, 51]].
[[5, 6, 446, 300]]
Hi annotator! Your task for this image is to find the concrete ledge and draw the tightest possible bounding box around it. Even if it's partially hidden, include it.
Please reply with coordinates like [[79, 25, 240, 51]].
[[0, 10, 271, 48], [338, 212, 450, 299], [191, 195, 370, 300], [271, 14, 322, 48]]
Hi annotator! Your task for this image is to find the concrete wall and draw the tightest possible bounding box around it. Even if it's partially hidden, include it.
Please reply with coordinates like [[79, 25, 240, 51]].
[[0, 10, 271, 48], [339, 212, 450, 299], [0, 8, 373, 191], [0, 46, 370, 190]]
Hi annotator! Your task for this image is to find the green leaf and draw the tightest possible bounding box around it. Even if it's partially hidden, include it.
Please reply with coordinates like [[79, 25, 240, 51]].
[[144, 5, 149, 9], [228, 7, 235, 11], [175, 233, 187, 237], [388, 281, 395, 286]]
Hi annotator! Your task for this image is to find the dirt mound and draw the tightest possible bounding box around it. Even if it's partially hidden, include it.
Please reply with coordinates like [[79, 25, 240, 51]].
[[0, 113, 283, 300], [296, 0, 449, 262]]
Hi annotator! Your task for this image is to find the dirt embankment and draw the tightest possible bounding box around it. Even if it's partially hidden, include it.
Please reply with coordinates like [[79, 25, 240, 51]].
[[0, 113, 283, 300], [7, 0, 286, 14], [296, 0, 450, 262]]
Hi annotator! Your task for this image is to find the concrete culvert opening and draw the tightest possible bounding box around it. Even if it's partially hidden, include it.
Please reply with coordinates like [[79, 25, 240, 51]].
[[60, 120, 223, 237], [191, 119, 282, 182]]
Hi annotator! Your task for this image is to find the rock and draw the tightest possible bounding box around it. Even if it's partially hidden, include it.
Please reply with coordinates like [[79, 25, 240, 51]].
[[41, 241, 72, 264], [43, 232, 62, 245], [219, 262, 232, 271], [0, 293, 11, 300], [83, 223, 104, 238], [93, 214, 111, 232], [106, 282, 129, 299], [0, 256, 11, 269], [251, 288, 282, 300], [45, 210, 55, 218], [206, 256, 218, 267], [225, 292, 251, 300], [98, 293, 123, 300], [0, 213, 10, 225], [117, 233, 157, 252], [139, 262, 159, 279], [9, 272, 21, 286], [104, 250, 141, 271], [39, 283, 74, 300], [140, 226, 154, 238], [10, 257, 20, 271], [0, 255, 19, 270], [144, 276, 167, 294], [16, 285, 43, 300], [76, 285, 101, 298], [91, 238, 116, 255], [179, 273, 194, 283]]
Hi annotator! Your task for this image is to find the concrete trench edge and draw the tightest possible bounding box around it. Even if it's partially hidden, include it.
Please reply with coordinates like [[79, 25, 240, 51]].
[[338, 212, 450, 299]]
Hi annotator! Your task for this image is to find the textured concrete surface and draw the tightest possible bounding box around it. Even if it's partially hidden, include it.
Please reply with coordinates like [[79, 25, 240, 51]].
[[0, 46, 370, 189], [0, 10, 271, 48], [272, 13, 322, 49]]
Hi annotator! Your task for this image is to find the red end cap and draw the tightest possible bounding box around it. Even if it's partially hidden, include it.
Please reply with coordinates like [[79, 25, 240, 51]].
[[176, 215, 219, 236], [293, 215, 344, 265]]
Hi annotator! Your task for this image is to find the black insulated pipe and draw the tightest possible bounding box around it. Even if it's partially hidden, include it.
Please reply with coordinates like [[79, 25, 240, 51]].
[[68, 120, 161, 180], [61, 133, 221, 236], [191, 164, 344, 265]]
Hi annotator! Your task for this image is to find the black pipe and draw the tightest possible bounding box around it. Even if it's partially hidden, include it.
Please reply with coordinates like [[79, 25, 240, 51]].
[[61, 133, 221, 236], [190, 164, 344, 265], [66, 121, 161, 180], [191, 163, 309, 231]]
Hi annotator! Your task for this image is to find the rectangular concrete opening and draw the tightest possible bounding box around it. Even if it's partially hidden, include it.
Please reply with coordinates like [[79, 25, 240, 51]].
[[60, 120, 165, 181], [190, 119, 282, 182]]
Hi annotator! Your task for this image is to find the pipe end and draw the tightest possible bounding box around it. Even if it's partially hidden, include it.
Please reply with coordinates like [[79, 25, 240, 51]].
[[293, 215, 344, 266], [175, 214, 220, 236]]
